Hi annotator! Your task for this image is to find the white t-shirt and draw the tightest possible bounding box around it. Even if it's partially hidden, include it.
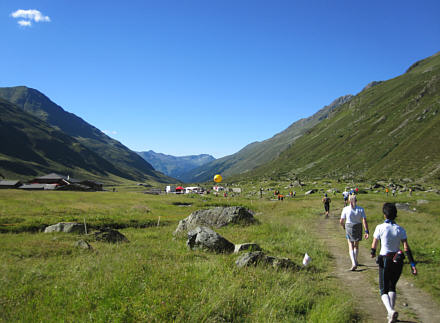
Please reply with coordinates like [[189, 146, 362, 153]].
[[340, 205, 366, 224], [342, 191, 349, 199], [373, 222, 407, 255]]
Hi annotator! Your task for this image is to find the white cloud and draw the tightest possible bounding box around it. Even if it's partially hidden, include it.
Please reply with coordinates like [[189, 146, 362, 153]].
[[11, 9, 50, 27], [103, 130, 118, 135], [18, 20, 32, 27]]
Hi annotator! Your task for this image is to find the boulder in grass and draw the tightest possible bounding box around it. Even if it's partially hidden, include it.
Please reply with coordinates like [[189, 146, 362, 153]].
[[234, 243, 262, 253], [305, 189, 317, 195], [174, 206, 256, 236], [94, 228, 129, 243], [75, 240, 92, 250], [187, 226, 235, 253], [236, 251, 300, 271], [44, 222, 85, 234]]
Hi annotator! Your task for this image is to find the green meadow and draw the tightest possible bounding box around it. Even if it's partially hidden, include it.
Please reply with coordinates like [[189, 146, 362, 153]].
[[0, 186, 439, 322]]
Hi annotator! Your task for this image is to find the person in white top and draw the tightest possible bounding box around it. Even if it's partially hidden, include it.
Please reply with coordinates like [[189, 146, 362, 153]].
[[342, 189, 349, 206], [340, 194, 369, 271], [371, 203, 417, 323]]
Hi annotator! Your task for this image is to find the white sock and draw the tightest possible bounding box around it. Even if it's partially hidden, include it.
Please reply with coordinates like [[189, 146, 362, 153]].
[[389, 292, 396, 309], [353, 248, 359, 265], [349, 250, 356, 266], [381, 294, 393, 314]]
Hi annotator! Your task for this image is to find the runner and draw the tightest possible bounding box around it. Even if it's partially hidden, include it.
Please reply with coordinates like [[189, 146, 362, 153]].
[[370, 203, 417, 323], [322, 193, 331, 217], [340, 194, 369, 271], [342, 189, 349, 206]]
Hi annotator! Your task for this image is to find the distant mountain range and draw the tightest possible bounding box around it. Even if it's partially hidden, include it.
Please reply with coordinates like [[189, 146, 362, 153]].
[[240, 51, 440, 183], [0, 87, 172, 183], [137, 150, 215, 181], [1, 51, 438, 185]]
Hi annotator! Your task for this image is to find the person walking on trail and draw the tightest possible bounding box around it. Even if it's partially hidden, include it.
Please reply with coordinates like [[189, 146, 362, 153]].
[[322, 193, 331, 217], [342, 189, 349, 206], [340, 194, 369, 271], [370, 203, 417, 323]]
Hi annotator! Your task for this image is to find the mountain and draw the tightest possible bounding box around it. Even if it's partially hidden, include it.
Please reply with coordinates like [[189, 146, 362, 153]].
[[137, 150, 215, 181], [0, 86, 170, 182], [0, 97, 128, 180], [181, 95, 353, 182], [243, 51, 440, 183]]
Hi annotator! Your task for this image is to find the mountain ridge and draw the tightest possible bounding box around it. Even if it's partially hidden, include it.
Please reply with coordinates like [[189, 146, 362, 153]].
[[137, 150, 215, 181], [239, 51, 440, 183], [0, 86, 171, 182]]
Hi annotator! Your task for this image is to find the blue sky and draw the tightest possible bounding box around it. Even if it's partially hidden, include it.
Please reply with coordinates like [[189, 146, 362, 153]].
[[1, 1, 439, 158]]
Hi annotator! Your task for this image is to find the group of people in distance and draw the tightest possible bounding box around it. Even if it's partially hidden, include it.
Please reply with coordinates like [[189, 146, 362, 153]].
[[323, 189, 417, 323]]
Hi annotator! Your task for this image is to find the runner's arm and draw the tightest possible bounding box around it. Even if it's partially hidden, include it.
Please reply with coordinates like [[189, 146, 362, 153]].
[[362, 217, 369, 239], [371, 238, 378, 257], [339, 217, 345, 229], [403, 239, 417, 275]]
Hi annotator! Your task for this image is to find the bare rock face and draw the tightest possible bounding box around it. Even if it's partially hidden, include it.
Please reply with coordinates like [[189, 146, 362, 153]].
[[186, 226, 235, 253], [236, 251, 300, 271], [174, 206, 256, 235], [44, 222, 85, 234], [94, 228, 129, 243]]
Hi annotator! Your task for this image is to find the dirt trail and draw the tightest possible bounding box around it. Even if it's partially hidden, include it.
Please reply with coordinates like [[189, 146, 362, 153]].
[[315, 212, 440, 323]]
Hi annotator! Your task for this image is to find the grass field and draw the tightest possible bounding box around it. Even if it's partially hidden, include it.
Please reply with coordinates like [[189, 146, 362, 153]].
[[0, 186, 438, 322]]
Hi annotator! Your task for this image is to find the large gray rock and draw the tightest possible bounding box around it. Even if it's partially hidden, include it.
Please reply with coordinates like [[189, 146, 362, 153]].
[[44, 222, 85, 234], [187, 226, 235, 253], [236, 251, 299, 270], [174, 206, 256, 235], [94, 229, 129, 243], [305, 189, 317, 195]]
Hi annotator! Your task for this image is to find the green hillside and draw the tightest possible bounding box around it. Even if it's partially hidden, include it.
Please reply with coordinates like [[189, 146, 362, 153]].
[[181, 95, 353, 182], [244, 51, 440, 183], [0, 86, 169, 182], [0, 97, 128, 181]]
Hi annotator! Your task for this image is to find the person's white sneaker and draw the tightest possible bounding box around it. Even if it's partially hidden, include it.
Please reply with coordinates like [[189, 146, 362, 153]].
[[387, 310, 398, 323]]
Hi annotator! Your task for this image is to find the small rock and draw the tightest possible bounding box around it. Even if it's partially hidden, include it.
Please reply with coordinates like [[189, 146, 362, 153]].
[[234, 243, 262, 253], [94, 229, 129, 243], [403, 303, 408, 307], [417, 199, 429, 205], [187, 226, 235, 253], [75, 240, 92, 250], [236, 251, 300, 271]]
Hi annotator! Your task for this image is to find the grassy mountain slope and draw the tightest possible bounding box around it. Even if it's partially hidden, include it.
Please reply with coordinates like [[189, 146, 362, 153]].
[[0, 86, 169, 182], [137, 150, 214, 181], [244, 51, 440, 183], [182, 95, 353, 182], [0, 97, 128, 181]]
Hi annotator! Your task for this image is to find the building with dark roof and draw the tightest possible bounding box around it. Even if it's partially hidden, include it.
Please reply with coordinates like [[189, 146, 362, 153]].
[[0, 180, 22, 189]]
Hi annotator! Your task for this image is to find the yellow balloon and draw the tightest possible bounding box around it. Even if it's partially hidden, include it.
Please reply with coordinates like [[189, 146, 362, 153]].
[[214, 174, 222, 183]]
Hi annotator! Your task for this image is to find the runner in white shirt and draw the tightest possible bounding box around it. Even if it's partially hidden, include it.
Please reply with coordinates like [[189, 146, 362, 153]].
[[371, 203, 417, 323], [340, 194, 369, 271], [342, 189, 349, 206]]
